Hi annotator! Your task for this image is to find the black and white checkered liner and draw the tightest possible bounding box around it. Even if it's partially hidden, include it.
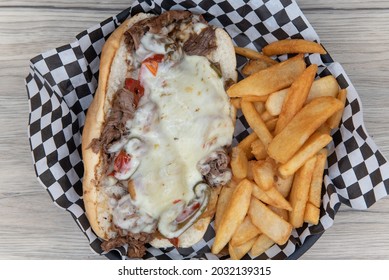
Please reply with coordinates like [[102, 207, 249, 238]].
[[26, 0, 389, 260]]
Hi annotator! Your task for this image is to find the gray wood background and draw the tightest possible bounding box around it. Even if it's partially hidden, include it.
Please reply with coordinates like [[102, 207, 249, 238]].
[[1, 0, 388, 259]]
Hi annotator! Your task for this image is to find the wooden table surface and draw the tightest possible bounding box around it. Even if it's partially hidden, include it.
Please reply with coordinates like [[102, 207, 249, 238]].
[[1, 0, 388, 260]]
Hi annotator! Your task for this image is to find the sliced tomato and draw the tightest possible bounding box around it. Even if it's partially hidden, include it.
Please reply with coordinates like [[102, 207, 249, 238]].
[[142, 54, 164, 76], [144, 54, 164, 63], [125, 78, 144, 107], [173, 199, 182, 204], [113, 150, 132, 174], [175, 201, 201, 223]]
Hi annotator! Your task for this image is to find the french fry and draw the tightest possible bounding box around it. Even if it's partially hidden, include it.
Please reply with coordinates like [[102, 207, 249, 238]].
[[215, 40, 346, 259], [274, 64, 318, 135], [230, 98, 241, 109], [242, 95, 269, 102], [230, 216, 261, 247], [252, 160, 275, 191], [260, 110, 274, 122], [253, 101, 266, 114], [265, 187, 292, 211], [278, 131, 332, 178], [327, 88, 348, 129], [214, 179, 238, 230], [250, 234, 275, 257], [251, 139, 267, 160], [227, 54, 306, 98], [262, 39, 327, 56], [268, 205, 289, 221], [309, 149, 327, 208], [317, 123, 332, 135], [231, 146, 248, 179], [304, 202, 320, 225], [266, 75, 340, 117], [289, 156, 317, 228], [267, 96, 343, 164], [265, 118, 278, 132], [248, 198, 293, 245], [212, 179, 253, 254], [265, 88, 288, 116], [305, 75, 339, 103], [237, 132, 258, 160], [246, 161, 256, 181], [251, 180, 274, 205], [275, 174, 294, 198], [242, 59, 277, 76], [234, 46, 278, 64], [229, 237, 257, 260], [251, 179, 291, 211], [241, 100, 273, 149]]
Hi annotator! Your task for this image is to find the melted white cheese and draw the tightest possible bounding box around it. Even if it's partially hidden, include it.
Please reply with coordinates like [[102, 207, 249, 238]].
[[122, 54, 234, 233]]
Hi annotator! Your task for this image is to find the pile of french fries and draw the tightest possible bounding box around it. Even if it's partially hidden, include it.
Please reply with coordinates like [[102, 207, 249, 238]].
[[212, 39, 347, 260]]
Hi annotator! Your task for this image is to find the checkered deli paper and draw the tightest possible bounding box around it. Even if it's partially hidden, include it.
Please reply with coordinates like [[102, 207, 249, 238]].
[[26, 0, 389, 260]]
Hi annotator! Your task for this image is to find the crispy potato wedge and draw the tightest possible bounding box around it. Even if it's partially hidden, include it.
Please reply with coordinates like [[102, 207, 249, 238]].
[[309, 149, 327, 208], [304, 202, 320, 225], [241, 100, 273, 149], [212, 179, 253, 254], [250, 234, 275, 257], [267, 96, 343, 164], [227, 54, 306, 98], [266, 88, 289, 116], [237, 132, 258, 160], [252, 160, 275, 191], [214, 179, 238, 230], [230, 98, 241, 110], [253, 101, 266, 114], [327, 88, 348, 129], [278, 131, 332, 178], [251, 180, 274, 205], [249, 198, 293, 245], [289, 156, 317, 228], [246, 160, 256, 181], [266, 75, 340, 117], [230, 215, 261, 247], [242, 59, 277, 76], [260, 110, 274, 122], [265, 118, 278, 132], [305, 75, 339, 103], [275, 174, 294, 198], [265, 187, 292, 211], [262, 39, 327, 56], [229, 237, 257, 260], [251, 139, 267, 161], [234, 46, 278, 63], [242, 95, 269, 102], [231, 146, 248, 179], [274, 64, 318, 135], [268, 205, 289, 221]]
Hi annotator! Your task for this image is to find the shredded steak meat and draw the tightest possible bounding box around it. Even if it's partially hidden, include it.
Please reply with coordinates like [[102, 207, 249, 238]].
[[183, 26, 216, 56], [124, 10, 215, 56], [101, 232, 153, 258], [125, 10, 192, 50], [89, 88, 135, 155], [197, 149, 231, 186]]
